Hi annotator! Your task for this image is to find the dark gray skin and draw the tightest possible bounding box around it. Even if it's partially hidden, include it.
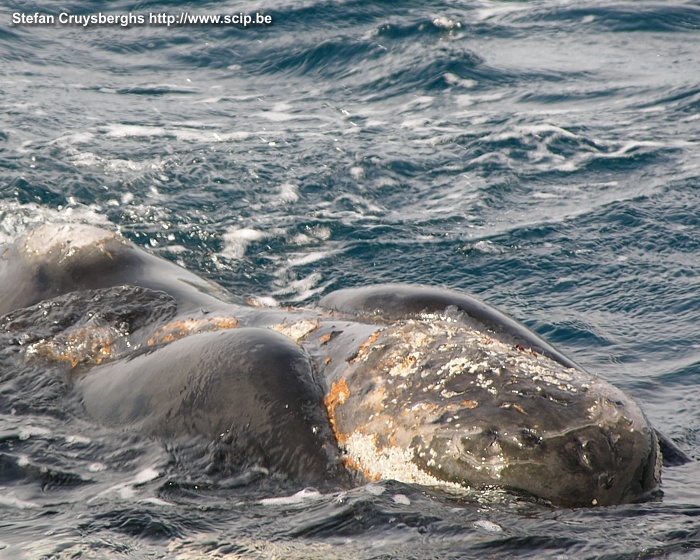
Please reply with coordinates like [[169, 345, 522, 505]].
[[318, 284, 580, 369], [77, 328, 347, 485], [0, 223, 687, 506], [0, 223, 233, 315]]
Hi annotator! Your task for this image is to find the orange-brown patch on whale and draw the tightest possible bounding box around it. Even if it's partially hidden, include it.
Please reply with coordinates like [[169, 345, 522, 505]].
[[500, 402, 527, 415], [341, 455, 381, 482], [324, 378, 351, 444], [147, 316, 239, 346], [29, 326, 114, 368]]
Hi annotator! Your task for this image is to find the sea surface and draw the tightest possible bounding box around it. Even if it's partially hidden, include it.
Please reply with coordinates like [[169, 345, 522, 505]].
[[1, 0, 699, 557]]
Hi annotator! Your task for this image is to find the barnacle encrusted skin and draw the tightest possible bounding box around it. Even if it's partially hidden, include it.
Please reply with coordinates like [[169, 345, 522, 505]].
[[326, 319, 656, 507]]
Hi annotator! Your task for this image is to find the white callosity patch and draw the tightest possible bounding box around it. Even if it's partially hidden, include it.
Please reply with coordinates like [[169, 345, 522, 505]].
[[342, 431, 468, 494], [269, 319, 320, 342]]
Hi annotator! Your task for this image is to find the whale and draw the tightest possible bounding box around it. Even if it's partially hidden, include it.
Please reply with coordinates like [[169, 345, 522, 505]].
[[0, 223, 686, 507]]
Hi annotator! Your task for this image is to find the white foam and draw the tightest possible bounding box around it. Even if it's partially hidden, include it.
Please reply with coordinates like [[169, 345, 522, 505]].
[[259, 487, 324, 506], [272, 102, 293, 112], [220, 227, 269, 259], [531, 191, 562, 200], [349, 166, 365, 180], [247, 296, 280, 308], [289, 226, 332, 246], [277, 183, 300, 204], [132, 467, 160, 485], [365, 483, 386, 496], [88, 467, 161, 503], [474, 519, 504, 533], [392, 493, 411, 505], [272, 272, 326, 302], [432, 16, 462, 29], [454, 91, 506, 106], [473, 3, 531, 22], [444, 72, 478, 88], [286, 250, 335, 267], [50, 131, 95, 146], [289, 232, 313, 245], [64, 434, 91, 445], [193, 96, 223, 104], [486, 124, 578, 143], [69, 151, 153, 172], [0, 490, 39, 510], [469, 240, 504, 255], [139, 497, 173, 507], [258, 110, 298, 122], [104, 124, 249, 143], [117, 486, 136, 500], [18, 426, 52, 440]]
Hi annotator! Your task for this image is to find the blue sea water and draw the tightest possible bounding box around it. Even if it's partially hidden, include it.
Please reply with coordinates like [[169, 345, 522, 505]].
[[1, 0, 699, 557]]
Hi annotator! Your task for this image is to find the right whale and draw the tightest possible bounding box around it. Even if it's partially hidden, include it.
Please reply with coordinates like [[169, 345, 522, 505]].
[[0, 224, 689, 507]]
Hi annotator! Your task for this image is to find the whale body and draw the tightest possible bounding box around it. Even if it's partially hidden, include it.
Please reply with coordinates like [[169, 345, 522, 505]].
[[0, 223, 674, 507]]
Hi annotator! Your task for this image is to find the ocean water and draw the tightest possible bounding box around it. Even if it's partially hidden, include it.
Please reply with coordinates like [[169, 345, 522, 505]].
[[1, 0, 699, 557]]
